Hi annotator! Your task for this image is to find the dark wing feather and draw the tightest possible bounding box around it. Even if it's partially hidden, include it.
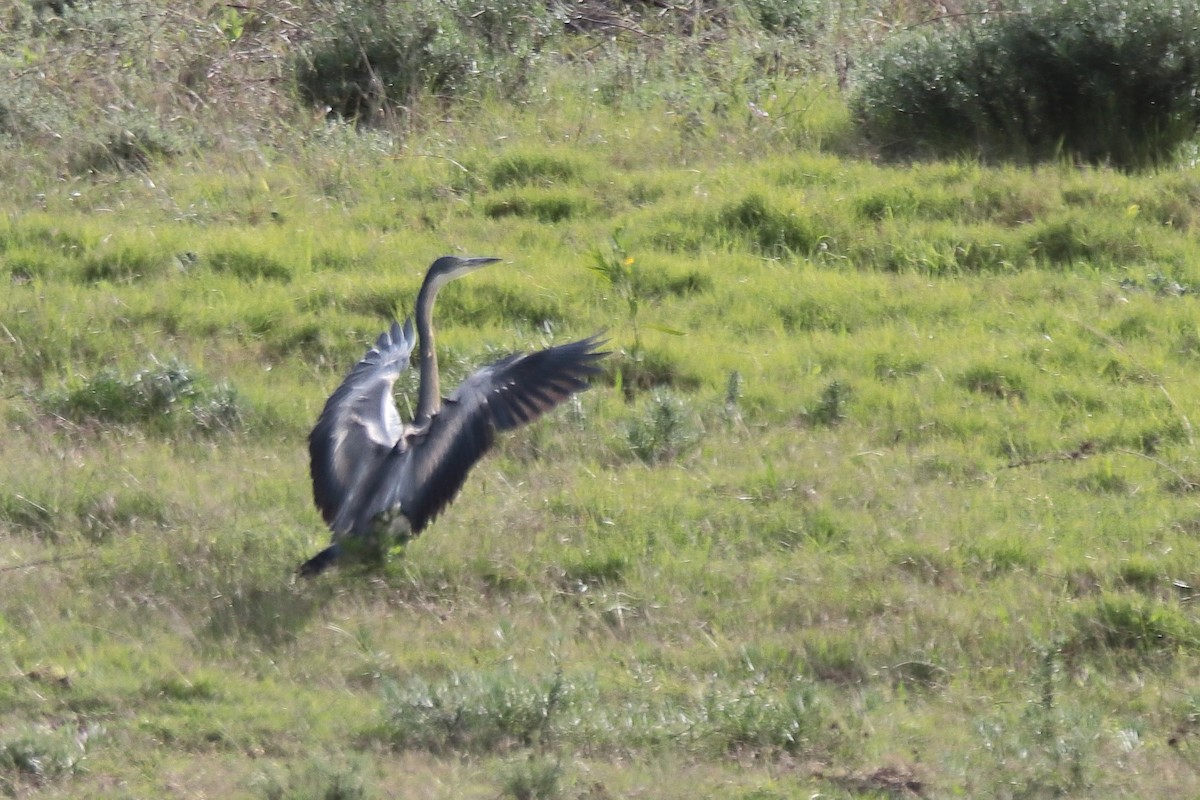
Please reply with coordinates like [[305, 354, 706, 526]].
[[364, 335, 607, 535], [308, 320, 416, 535]]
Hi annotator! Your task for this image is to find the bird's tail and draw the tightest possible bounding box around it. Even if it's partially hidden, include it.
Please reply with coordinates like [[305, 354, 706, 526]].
[[298, 543, 341, 577]]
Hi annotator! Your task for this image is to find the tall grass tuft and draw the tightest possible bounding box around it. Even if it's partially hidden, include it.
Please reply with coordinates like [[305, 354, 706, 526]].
[[717, 194, 826, 258], [379, 668, 569, 755]]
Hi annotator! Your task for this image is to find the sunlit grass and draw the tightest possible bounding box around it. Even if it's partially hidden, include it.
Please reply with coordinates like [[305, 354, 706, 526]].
[[4, 11, 1200, 798]]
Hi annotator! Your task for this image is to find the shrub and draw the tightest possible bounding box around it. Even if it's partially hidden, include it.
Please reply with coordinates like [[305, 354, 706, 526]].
[[854, 0, 1200, 168], [75, 490, 171, 542], [497, 757, 565, 800], [959, 365, 1027, 401], [697, 681, 823, 755], [295, 1, 471, 122], [294, 0, 552, 123]]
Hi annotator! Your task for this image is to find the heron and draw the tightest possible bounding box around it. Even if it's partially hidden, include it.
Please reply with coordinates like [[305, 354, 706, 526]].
[[299, 255, 607, 576]]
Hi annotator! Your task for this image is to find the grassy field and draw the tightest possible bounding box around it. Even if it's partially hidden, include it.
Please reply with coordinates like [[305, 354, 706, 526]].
[[5, 2, 1200, 798]]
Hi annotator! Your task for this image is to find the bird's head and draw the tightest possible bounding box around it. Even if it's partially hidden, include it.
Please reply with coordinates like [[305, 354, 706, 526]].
[[428, 255, 502, 282]]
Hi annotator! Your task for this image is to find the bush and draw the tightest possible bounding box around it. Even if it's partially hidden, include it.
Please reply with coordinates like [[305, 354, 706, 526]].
[[294, 0, 553, 123], [854, 0, 1200, 168], [741, 0, 822, 36]]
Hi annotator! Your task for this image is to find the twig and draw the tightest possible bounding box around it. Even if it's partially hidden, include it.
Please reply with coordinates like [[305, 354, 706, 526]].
[[0, 553, 90, 573], [1114, 447, 1200, 491], [1005, 440, 1095, 469]]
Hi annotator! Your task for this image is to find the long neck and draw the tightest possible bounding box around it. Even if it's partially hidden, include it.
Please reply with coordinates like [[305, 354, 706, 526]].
[[413, 273, 445, 427]]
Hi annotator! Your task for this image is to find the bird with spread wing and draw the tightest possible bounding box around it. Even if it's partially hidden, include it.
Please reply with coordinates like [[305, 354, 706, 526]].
[[300, 256, 607, 576]]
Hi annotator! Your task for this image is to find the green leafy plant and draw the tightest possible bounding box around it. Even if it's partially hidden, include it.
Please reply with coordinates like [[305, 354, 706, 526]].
[[590, 230, 644, 359]]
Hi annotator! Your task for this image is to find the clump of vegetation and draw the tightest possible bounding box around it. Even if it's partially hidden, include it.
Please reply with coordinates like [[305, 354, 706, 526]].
[[489, 151, 584, 189], [497, 756, 566, 800], [0, 723, 99, 795], [627, 389, 702, 462], [717, 194, 827, 258], [379, 669, 568, 754], [208, 250, 293, 282], [960, 365, 1027, 401], [803, 380, 852, 427], [67, 125, 180, 176], [45, 358, 248, 435], [483, 190, 590, 223], [1070, 594, 1200, 662], [294, 0, 553, 123], [741, 0, 822, 35], [80, 247, 170, 284], [0, 490, 56, 537], [699, 682, 824, 754], [258, 761, 372, 800], [854, 0, 1200, 167], [75, 490, 172, 543]]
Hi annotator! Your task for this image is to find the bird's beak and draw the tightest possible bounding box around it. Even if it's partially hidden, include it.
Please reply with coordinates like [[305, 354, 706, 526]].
[[442, 256, 501, 280], [460, 256, 502, 269]]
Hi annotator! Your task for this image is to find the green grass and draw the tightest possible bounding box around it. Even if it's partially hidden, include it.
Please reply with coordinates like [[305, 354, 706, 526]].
[[5, 2, 1200, 798]]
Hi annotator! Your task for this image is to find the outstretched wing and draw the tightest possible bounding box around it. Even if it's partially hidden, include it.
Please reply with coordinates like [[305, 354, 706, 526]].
[[308, 319, 416, 535], [364, 335, 607, 535]]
